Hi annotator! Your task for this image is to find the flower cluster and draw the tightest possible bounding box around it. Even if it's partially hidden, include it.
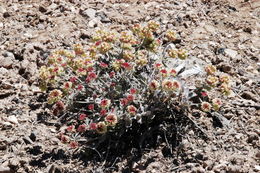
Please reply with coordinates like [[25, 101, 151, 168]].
[[198, 64, 232, 112], [39, 22, 231, 149]]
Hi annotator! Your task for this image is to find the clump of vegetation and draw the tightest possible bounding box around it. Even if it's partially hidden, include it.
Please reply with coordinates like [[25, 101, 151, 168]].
[[39, 21, 231, 157]]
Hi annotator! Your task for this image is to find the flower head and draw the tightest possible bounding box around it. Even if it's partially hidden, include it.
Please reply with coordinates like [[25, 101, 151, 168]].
[[205, 65, 216, 75], [69, 141, 78, 148], [105, 114, 118, 126], [48, 89, 63, 104], [165, 30, 177, 42], [79, 114, 87, 121], [149, 80, 160, 91], [77, 124, 87, 132], [162, 79, 173, 91], [96, 122, 107, 134], [206, 76, 219, 87], [89, 123, 97, 130], [127, 105, 137, 116], [100, 99, 111, 109], [212, 98, 222, 111], [201, 102, 211, 112]]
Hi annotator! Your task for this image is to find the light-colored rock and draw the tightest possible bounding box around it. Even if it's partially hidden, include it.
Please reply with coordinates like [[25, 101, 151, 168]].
[[224, 49, 237, 59], [83, 8, 96, 18], [7, 116, 18, 125]]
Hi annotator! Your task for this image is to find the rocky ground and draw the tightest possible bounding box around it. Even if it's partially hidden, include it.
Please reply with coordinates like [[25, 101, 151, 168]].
[[0, 0, 259, 172]]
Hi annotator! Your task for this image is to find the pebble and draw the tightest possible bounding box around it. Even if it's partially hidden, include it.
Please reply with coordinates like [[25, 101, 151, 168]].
[[81, 8, 96, 18], [224, 49, 238, 59], [241, 91, 258, 102], [0, 166, 12, 173], [0, 56, 14, 69], [6, 116, 18, 125]]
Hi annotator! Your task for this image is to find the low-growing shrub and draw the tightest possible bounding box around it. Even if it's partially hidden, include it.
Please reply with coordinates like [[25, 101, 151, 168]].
[[39, 21, 231, 159]]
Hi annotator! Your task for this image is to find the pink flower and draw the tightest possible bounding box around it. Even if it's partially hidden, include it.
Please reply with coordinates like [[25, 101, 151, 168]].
[[88, 72, 97, 80], [56, 101, 65, 111], [109, 71, 115, 78], [121, 62, 132, 70], [77, 84, 83, 90], [120, 98, 128, 106], [60, 135, 69, 143], [105, 114, 118, 126], [99, 62, 108, 68], [77, 124, 87, 132], [169, 69, 177, 76], [201, 91, 208, 97], [154, 63, 162, 69], [130, 88, 137, 94], [89, 123, 97, 130], [66, 125, 74, 132], [149, 80, 160, 91], [86, 67, 94, 72], [95, 41, 102, 46], [100, 109, 107, 116], [88, 104, 95, 110], [160, 69, 168, 77], [127, 94, 134, 102], [201, 102, 211, 112], [127, 105, 137, 115], [79, 114, 87, 121], [70, 76, 77, 83], [100, 99, 111, 109], [69, 141, 78, 148]]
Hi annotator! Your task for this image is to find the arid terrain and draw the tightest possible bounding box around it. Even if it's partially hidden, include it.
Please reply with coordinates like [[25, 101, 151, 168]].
[[0, 0, 259, 172]]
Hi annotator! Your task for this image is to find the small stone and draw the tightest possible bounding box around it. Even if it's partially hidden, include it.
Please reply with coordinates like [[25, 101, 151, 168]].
[[224, 49, 237, 59], [217, 63, 232, 73], [241, 91, 258, 102], [254, 165, 260, 171], [3, 12, 10, 18], [247, 132, 259, 143], [39, 6, 47, 13], [88, 19, 99, 28], [81, 8, 96, 18], [0, 56, 14, 69], [7, 116, 18, 125], [0, 166, 12, 173], [256, 152, 260, 159]]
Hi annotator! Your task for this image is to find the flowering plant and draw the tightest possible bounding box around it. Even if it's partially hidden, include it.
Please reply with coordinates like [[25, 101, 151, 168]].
[[39, 21, 231, 152]]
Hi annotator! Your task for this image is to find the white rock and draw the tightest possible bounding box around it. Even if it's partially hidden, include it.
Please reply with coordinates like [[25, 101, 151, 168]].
[[7, 115, 18, 124], [224, 49, 237, 59], [84, 8, 96, 18], [254, 165, 260, 171]]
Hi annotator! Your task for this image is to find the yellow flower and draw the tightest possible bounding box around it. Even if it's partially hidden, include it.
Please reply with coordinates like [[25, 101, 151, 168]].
[[206, 76, 219, 87], [178, 49, 188, 60], [165, 30, 177, 42], [220, 83, 231, 96], [219, 74, 230, 84], [96, 122, 107, 134], [147, 21, 160, 32], [205, 65, 216, 75], [168, 48, 178, 58], [212, 98, 222, 111]]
